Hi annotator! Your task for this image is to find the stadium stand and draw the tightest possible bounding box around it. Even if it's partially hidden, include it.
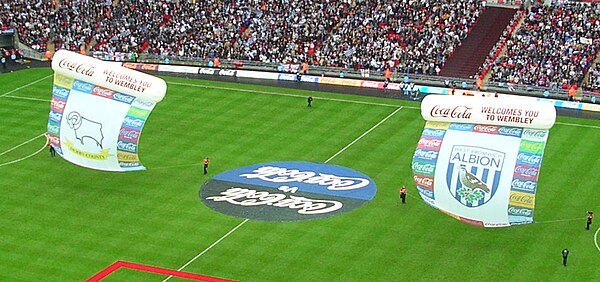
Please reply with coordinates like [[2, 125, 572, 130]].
[[2, 0, 600, 99], [439, 6, 517, 79], [1, 0, 484, 76], [486, 2, 600, 90]]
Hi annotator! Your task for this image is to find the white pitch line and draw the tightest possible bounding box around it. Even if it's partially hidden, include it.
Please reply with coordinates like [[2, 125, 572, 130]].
[[325, 107, 403, 163], [0, 74, 52, 98], [167, 81, 418, 109], [555, 121, 600, 130], [149, 162, 204, 170], [162, 106, 402, 282], [0, 133, 46, 157], [534, 217, 585, 224], [2, 95, 50, 102], [162, 219, 249, 282], [0, 133, 48, 168]]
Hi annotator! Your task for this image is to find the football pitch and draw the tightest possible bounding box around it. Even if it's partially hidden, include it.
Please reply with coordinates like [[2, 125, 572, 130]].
[[1, 68, 599, 281]]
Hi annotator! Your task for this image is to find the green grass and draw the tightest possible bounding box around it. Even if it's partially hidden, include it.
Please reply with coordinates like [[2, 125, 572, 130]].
[[1, 68, 599, 281]]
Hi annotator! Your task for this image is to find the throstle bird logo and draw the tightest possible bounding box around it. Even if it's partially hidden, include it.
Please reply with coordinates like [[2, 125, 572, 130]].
[[446, 145, 504, 207], [459, 166, 490, 193]]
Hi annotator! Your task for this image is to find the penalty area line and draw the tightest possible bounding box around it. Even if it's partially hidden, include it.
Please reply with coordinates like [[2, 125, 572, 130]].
[[162, 106, 402, 281], [0, 133, 48, 168], [0, 133, 46, 157], [2, 95, 50, 102]]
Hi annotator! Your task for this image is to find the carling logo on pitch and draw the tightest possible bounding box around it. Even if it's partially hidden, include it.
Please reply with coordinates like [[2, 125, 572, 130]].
[[446, 145, 505, 207], [200, 161, 377, 222]]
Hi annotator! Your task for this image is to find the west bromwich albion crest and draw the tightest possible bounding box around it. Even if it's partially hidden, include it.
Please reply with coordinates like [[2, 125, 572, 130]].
[[445, 145, 504, 207]]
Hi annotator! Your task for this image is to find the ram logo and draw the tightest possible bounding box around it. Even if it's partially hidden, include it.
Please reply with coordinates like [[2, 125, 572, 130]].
[[66, 111, 104, 148]]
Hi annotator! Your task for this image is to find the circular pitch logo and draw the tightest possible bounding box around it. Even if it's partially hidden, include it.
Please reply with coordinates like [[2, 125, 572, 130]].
[[199, 161, 377, 221]]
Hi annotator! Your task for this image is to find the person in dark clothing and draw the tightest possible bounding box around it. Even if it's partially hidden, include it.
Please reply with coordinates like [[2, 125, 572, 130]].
[[561, 248, 569, 266], [203, 157, 210, 175], [587, 211, 594, 230], [307, 96, 313, 107], [400, 186, 407, 204], [48, 143, 56, 157]]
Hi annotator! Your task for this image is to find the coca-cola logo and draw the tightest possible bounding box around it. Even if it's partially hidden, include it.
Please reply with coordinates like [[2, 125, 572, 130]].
[[430, 105, 472, 119], [508, 206, 533, 217], [517, 153, 541, 166], [117, 140, 138, 153], [498, 127, 522, 136], [51, 99, 66, 110], [521, 142, 544, 152], [52, 87, 70, 99], [413, 149, 439, 161], [418, 138, 442, 149], [413, 175, 433, 188], [123, 117, 145, 129], [73, 80, 94, 93], [200, 161, 377, 221], [514, 165, 538, 177], [412, 162, 435, 174], [119, 128, 140, 141], [117, 151, 139, 161], [510, 193, 535, 205], [49, 111, 63, 122], [199, 68, 216, 75], [422, 128, 445, 138], [473, 125, 498, 133], [132, 99, 154, 109], [58, 58, 96, 76], [141, 64, 158, 71], [511, 179, 537, 192], [47, 123, 60, 134], [92, 87, 115, 98], [362, 81, 381, 88], [113, 93, 135, 104], [450, 123, 473, 131], [119, 161, 141, 167], [417, 187, 434, 198], [219, 69, 236, 76], [522, 129, 547, 140]]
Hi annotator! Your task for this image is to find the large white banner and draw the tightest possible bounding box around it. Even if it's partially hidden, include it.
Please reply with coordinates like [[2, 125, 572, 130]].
[[412, 95, 555, 227], [47, 50, 166, 171]]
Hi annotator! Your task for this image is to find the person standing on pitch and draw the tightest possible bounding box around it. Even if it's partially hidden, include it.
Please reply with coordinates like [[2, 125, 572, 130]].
[[562, 248, 569, 266], [307, 96, 313, 107], [203, 157, 210, 175], [587, 211, 594, 230], [48, 143, 56, 157], [400, 186, 407, 204]]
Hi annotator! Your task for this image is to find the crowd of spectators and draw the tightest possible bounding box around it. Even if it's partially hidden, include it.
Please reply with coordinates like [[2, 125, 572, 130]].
[[1, 0, 483, 76], [486, 2, 600, 90], [3, 0, 600, 93], [586, 63, 600, 92], [1, 1, 55, 51]]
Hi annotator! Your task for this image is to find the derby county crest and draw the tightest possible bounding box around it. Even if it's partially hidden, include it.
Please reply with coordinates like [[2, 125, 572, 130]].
[[445, 145, 505, 207]]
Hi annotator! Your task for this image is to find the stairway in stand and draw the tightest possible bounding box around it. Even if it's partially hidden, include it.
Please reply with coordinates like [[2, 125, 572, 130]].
[[439, 7, 517, 79]]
